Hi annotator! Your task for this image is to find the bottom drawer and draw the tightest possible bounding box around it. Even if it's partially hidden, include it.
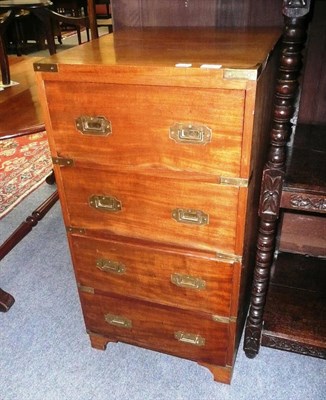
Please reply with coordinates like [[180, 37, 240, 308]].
[[80, 291, 230, 366]]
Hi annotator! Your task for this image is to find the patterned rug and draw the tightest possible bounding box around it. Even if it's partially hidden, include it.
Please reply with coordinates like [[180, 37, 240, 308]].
[[61, 28, 81, 40], [0, 132, 52, 219], [61, 27, 86, 40]]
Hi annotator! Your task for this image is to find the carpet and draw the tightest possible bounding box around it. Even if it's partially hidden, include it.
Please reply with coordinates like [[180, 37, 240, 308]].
[[0, 131, 52, 219], [61, 27, 86, 40]]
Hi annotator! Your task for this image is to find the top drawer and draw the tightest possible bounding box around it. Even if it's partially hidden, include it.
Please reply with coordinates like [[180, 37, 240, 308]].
[[45, 81, 245, 176]]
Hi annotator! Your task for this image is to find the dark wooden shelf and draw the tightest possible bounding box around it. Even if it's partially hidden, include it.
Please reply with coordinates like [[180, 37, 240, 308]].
[[262, 252, 326, 358], [281, 124, 326, 212], [286, 124, 326, 191], [244, 3, 326, 361], [263, 123, 326, 359]]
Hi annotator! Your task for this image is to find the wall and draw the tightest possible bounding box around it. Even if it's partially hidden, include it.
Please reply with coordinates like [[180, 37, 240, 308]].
[[298, 0, 326, 124], [111, 0, 283, 30]]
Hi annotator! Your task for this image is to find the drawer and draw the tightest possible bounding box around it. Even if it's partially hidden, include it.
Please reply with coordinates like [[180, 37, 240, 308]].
[[70, 235, 239, 317], [45, 81, 245, 176], [80, 291, 230, 366], [60, 167, 241, 254]]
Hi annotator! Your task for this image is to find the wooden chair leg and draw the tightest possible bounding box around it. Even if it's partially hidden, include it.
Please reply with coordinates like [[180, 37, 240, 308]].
[[76, 26, 81, 44], [0, 191, 59, 312], [0, 191, 59, 262]]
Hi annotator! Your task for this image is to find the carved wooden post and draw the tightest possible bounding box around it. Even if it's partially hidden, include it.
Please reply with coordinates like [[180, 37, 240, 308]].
[[243, 0, 312, 358]]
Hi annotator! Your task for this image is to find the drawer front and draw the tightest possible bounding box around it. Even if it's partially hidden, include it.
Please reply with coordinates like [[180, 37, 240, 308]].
[[45, 81, 245, 176], [60, 168, 240, 254], [80, 291, 230, 366], [70, 235, 237, 317]]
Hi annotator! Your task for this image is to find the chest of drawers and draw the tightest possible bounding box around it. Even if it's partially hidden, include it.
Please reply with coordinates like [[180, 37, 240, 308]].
[[35, 28, 281, 383]]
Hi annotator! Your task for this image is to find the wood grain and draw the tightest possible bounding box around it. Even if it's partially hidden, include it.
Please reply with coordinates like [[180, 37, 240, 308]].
[[36, 28, 282, 72], [262, 252, 326, 358], [298, 0, 326, 124], [69, 234, 236, 316], [45, 81, 244, 177], [60, 167, 239, 254], [80, 291, 230, 366], [111, 0, 283, 30]]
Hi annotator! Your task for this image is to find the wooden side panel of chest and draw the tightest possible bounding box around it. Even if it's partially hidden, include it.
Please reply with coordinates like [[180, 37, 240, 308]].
[[35, 29, 280, 384]]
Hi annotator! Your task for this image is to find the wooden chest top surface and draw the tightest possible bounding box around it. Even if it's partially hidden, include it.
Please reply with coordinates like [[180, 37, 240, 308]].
[[35, 28, 281, 72]]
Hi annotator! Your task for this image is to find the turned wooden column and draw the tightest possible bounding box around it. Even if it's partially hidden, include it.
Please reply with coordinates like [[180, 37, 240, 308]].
[[244, 0, 312, 359]]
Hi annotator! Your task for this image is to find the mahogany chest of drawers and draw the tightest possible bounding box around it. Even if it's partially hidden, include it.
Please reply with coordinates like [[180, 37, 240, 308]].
[[35, 28, 281, 383]]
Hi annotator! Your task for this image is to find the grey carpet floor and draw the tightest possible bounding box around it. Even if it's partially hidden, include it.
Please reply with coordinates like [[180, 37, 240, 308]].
[[0, 183, 325, 400]]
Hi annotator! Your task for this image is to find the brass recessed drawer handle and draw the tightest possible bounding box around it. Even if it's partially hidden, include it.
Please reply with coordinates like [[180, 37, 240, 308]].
[[96, 259, 126, 274], [89, 195, 122, 212], [169, 123, 212, 144], [105, 313, 132, 329], [75, 115, 111, 136], [174, 331, 205, 347], [172, 208, 209, 225], [171, 273, 206, 291]]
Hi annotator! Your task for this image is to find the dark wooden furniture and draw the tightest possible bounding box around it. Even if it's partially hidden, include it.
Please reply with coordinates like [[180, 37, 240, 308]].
[[0, 0, 57, 54], [0, 10, 14, 85], [244, 0, 326, 360], [261, 123, 326, 358], [110, 0, 283, 30], [52, 0, 90, 45], [0, 0, 94, 54], [95, 0, 111, 33], [0, 0, 94, 88], [85, 0, 97, 39], [35, 22, 282, 383], [0, 56, 59, 312]]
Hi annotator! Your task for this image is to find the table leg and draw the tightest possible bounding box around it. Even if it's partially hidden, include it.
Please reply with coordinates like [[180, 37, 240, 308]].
[[31, 8, 57, 55], [87, 0, 98, 40], [0, 10, 14, 86], [0, 34, 10, 85]]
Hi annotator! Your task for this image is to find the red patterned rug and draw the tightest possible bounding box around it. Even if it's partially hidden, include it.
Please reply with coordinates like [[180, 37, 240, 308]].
[[61, 27, 86, 40], [0, 132, 52, 219]]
